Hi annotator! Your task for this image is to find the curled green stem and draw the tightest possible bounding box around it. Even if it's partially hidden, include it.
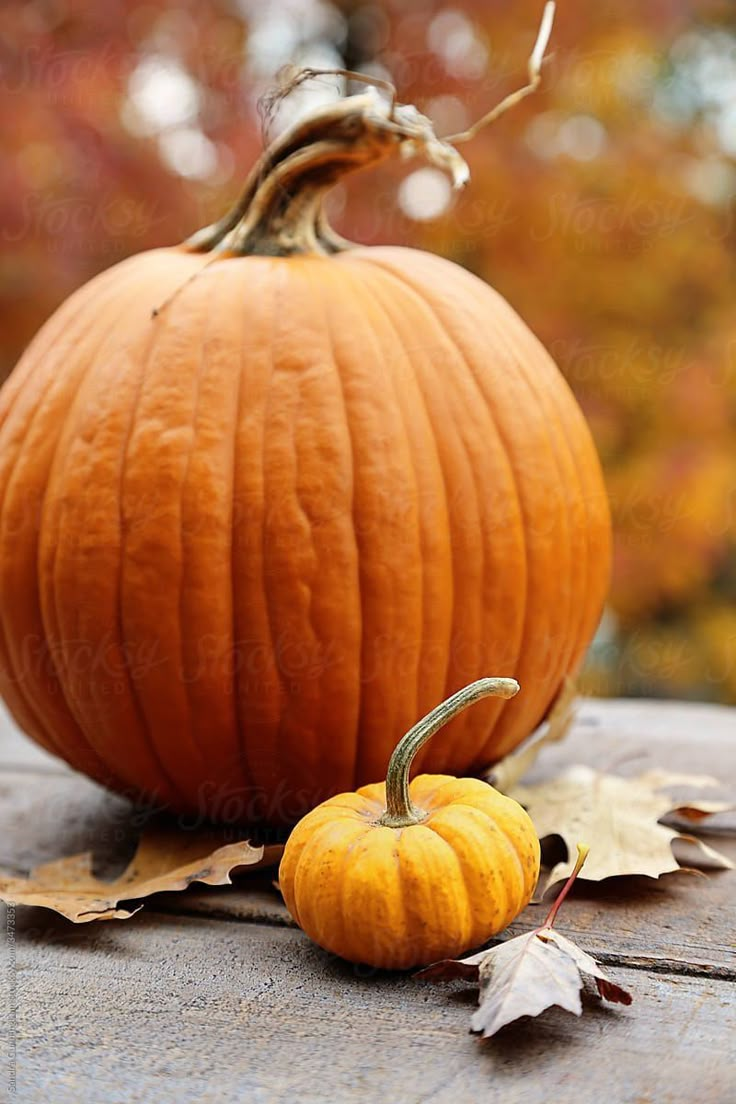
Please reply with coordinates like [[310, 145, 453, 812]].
[[378, 677, 520, 829]]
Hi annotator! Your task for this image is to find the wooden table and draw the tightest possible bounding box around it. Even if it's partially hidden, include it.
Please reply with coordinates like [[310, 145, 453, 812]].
[[0, 698, 734, 1103]]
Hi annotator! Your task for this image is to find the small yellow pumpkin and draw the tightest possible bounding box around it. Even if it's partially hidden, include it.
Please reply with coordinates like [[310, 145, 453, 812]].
[[279, 678, 540, 969]]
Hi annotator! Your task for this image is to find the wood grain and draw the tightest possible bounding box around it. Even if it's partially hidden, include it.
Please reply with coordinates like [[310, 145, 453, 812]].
[[4, 907, 733, 1104]]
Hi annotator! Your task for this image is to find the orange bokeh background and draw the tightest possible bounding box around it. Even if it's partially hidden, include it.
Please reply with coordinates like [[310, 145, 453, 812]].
[[2, 0, 735, 702]]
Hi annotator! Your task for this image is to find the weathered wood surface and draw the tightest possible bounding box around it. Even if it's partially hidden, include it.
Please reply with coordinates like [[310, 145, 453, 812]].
[[8, 910, 734, 1104], [0, 698, 734, 1102]]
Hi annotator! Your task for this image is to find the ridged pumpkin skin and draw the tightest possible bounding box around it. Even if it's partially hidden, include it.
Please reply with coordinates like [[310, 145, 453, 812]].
[[0, 241, 610, 823], [279, 774, 540, 969]]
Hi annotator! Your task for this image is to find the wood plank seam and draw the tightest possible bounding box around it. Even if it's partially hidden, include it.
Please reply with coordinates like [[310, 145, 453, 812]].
[[143, 905, 736, 982]]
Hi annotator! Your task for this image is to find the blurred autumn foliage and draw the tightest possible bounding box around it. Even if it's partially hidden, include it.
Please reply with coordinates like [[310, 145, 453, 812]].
[[1, 0, 735, 703]]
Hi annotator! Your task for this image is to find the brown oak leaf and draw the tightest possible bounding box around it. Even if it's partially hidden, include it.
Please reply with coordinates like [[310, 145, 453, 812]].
[[511, 766, 734, 893], [0, 826, 283, 922]]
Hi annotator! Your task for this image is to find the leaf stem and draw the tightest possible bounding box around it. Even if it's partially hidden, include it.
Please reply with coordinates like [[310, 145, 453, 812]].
[[543, 843, 589, 928]]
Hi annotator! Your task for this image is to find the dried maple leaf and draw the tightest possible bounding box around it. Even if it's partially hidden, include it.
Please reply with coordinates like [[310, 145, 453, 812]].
[[490, 677, 577, 793], [0, 826, 283, 922], [511, 766, 734, 893], [418, 846, 632, 1037]]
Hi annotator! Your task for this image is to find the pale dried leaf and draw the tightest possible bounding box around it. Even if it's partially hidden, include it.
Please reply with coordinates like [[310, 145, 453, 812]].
[[490, 677, 577, 792], [540, 930, 632, 1005], [0, 826, 283, 922], [635, 769, 731, 791], [672, 835, 735, 868], [670, 802, 734, 820], [512, 765, 734, 893], [418, 924, 632, 1038], [473, 930, 583, 1035]]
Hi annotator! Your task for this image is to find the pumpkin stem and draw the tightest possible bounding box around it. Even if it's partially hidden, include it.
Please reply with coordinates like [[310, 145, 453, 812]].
[[378, 678, 520, 829], [184, 4, 554, 259], [185, 90, 468, 258]]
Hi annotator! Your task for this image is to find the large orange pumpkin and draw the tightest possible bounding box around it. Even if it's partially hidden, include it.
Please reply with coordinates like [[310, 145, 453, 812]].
[[0, 90, 610, 824]]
